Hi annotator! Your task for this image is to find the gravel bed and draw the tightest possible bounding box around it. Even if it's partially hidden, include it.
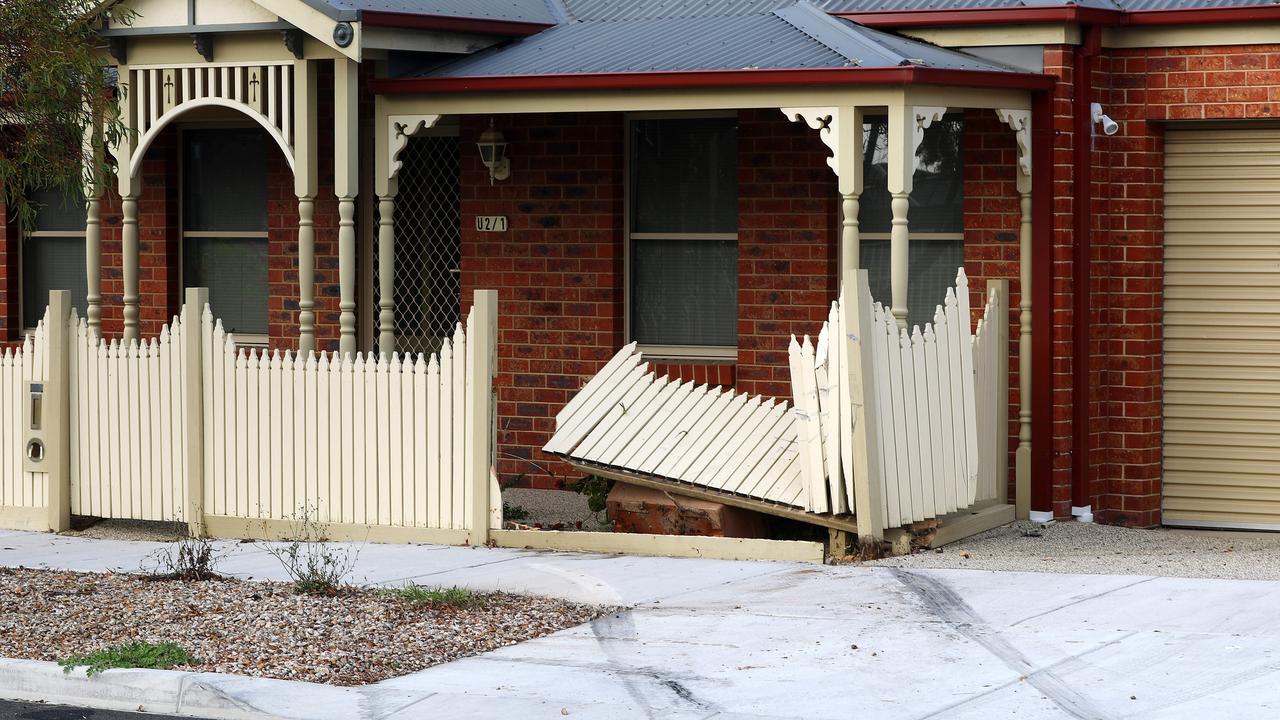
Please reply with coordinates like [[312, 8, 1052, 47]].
[[60, 518, 187, 543], [502, 488, 611, 532], [0, 568, 612, 685], [868, 520, 1280, 581]]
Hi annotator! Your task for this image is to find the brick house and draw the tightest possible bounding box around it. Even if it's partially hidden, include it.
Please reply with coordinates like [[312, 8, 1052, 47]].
[[6, 0, 1278, 531]]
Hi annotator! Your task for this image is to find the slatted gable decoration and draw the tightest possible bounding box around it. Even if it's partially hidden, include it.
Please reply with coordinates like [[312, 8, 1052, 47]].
[[545, 269, 1005, 533]]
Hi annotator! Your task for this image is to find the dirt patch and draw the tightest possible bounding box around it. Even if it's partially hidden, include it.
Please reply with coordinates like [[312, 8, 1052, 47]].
[[0, 567, 614, 685]]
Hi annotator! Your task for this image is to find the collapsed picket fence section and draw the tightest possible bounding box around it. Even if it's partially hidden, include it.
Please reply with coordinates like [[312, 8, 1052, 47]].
[[1, 288, 500, 545], [547, 270, 1010, 540]]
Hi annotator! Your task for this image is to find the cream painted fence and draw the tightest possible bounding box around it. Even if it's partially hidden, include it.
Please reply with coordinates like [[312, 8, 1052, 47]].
[[0, 319, 50, 523], [0, 288, 499, 545], [788, 270, 1009, 536], [546, 270, 1009, 541]]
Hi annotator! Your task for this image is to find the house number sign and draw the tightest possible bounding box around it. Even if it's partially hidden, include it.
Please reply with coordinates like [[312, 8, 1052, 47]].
[[475, 216, 509, 232]]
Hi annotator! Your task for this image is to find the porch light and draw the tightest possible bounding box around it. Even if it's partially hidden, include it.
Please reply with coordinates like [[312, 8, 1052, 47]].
[[476, 120, 511, 184]]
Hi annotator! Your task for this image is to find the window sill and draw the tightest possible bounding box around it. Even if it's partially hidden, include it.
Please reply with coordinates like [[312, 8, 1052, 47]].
[[635, 344, 737, 362]]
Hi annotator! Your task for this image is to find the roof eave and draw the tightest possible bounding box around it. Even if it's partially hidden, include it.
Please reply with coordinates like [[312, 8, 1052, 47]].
[[370, 66, 1055, 95], [359, 10, 552, 36]]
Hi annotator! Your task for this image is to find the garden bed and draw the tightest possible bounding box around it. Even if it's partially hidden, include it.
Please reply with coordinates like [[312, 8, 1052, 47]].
[[0, 567, 610, 685]]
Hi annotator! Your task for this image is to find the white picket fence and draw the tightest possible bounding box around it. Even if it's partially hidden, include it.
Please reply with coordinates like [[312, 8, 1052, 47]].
[[0, 289, 500, 544], [0, 322, 49, 512], [547, 269, 1009, 539], [201, 318, 483, 529], [70, 315, 191, 522], [788, 270, 1008, 530]]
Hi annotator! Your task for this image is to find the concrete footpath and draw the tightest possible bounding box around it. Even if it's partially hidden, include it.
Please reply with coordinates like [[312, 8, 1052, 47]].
[[0, 530, 1277, 719]]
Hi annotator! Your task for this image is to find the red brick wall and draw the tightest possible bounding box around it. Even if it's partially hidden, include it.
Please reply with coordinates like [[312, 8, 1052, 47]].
[[458, 112, 626, 489], [962, 108, 1024, 497], [736, 109, 838, 399]]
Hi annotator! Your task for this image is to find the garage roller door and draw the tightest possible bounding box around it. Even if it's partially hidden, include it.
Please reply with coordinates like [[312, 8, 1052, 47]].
[[1164, 126, 1280, 529]]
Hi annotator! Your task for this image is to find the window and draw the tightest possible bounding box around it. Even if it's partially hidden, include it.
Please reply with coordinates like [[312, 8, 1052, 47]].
[[183, 128, 269, 337], [857, 115, 964, 328], [628, 116, 738, 356], [23, 187, 88, 329]]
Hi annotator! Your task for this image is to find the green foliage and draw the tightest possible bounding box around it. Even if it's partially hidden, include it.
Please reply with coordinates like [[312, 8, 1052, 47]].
[[503, 502, 530, 521], [565, 475, 613, 514], [0, 0, 134, 228], [60, 641, 196, 676], [385, 584, 479, 608], [144, 536, 223, 580]]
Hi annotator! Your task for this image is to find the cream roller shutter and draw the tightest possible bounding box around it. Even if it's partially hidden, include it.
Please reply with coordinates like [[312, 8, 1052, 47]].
[[1163, 126, 1280, 529]]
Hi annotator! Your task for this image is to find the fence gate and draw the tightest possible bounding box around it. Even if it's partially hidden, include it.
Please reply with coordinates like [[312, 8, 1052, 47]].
[[378, 133, 462, 356]]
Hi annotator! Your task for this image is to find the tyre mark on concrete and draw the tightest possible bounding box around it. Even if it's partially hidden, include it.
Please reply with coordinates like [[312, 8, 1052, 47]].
[[891, 569, 1113, 720]]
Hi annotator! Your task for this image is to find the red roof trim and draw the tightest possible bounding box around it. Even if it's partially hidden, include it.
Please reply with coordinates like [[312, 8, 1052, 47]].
[[1123, 5, 1280, 25], [359, 10, 551, 37], [835, 6, 1119, 28], [836, 4, 1280, 28], [370, 66, 1054, 95]]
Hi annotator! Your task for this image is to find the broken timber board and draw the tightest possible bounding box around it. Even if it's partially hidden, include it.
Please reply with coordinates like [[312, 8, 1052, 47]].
[[927, 501, 1015, 548], [564, 458, 861, 534]]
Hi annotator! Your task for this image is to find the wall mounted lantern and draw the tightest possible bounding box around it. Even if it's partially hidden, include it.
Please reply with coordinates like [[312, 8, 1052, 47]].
[[477, 119, 511, 184]]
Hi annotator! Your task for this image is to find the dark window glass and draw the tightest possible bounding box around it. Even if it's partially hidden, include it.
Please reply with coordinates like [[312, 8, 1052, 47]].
[[631, 117, 737, 234], [29, 186, 87, 232], [183, 128, 269, 335], [183, 128, 268, 232], [23, 187, 87, 328], [183, 236, 268, 335], [629, 117, 738, 348], [860, 239, 964, 329], [858, 116, 964, 234], [631, 239, 738, 347]]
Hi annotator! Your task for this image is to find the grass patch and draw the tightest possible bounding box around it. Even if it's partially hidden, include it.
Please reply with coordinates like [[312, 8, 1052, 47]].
[[385, 584, 481, 608], [59, 641, 197, 676]]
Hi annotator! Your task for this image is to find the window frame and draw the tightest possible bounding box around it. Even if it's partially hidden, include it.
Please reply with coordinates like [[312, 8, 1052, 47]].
[[20, 189, 88, 335], [623, 111, 739, 362], [179, 123, 271, 346]]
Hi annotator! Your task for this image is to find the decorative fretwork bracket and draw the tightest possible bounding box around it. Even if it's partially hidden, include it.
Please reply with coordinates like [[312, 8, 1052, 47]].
[[995, 108, 1032, 177]]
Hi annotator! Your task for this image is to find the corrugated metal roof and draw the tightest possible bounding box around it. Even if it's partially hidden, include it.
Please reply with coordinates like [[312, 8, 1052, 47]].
[[559, 0, 793, 21], [300, 0, 559, 24], [1115, 0, 1280, 10], [416, 1, 1021, 78]]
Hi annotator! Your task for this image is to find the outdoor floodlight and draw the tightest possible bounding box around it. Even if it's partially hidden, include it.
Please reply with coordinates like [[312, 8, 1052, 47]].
[[1091, 103, 1119, 136]]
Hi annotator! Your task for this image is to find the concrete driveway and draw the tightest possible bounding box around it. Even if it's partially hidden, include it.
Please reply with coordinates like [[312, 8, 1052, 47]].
[[0, 530, 1276, 719]]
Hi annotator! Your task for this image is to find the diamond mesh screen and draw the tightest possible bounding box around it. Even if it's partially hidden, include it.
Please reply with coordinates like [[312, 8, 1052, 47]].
[[376, 135, 462, 355]]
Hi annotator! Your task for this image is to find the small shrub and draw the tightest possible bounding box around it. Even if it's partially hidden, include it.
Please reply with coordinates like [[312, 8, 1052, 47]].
[[144, 536, 223, 580], [264, 508, 359, 595], [565, 474, 613, 514], [503, 503, 530, 521], [60, 641, 197, 676], [386, 584, 479, 608]]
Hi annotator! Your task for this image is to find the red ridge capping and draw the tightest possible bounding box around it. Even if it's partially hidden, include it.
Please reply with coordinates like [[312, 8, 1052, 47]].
[[371, 66, 1054, 95], [836, 6, 1120, 28], [360, 11, 552, 36], [836, 4, 1280, 28]]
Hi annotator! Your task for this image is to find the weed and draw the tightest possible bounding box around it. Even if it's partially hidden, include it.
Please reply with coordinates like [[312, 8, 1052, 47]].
[[144, 536, 223, 580], [60, 641, 197, 676], [564, 474, 613, 514], [263, 508, 359, 595], [385, 584, 480, 608], [503, 503, 530, 521]]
